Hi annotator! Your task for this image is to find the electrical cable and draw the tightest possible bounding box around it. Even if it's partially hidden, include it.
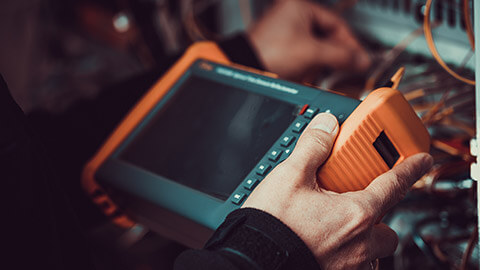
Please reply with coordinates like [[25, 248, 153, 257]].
[[411, 218, 451, 269], [354, 3, 478, 268], [432, 243, 449, 263], [459, 229, 478, 270], [422, 88, 451, 126], [404, 79, 462, 101], [431, 140, 473, 162], [439, 117, 476, 137], [423, 0, 475, 85], [364, 25, 426, 90], [463, 0, 475, 50], [404, 89, 426, 101]]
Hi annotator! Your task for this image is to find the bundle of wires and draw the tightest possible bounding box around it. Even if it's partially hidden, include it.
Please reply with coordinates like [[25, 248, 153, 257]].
[[356, 0, 478, 268], [423, 0, 475, 85]]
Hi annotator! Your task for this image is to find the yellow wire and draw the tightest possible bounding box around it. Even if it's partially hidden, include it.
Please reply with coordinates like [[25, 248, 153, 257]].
[[463, 0, 475, 50], [424, 0, 475, 85]]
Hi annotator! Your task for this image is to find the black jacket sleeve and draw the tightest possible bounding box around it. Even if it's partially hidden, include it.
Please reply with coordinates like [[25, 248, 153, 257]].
[[1, 75, 95, 270], [174, 208, 320, 270]]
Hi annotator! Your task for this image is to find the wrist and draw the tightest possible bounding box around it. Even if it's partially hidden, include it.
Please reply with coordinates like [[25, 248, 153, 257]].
[[205, 208, 320, 270]]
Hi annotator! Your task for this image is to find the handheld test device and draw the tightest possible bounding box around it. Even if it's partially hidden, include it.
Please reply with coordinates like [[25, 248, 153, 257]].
[[82, 42, 430, 248]]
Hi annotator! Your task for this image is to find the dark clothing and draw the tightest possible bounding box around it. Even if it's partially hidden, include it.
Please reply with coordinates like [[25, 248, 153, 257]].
[[175, 208, 319, 270], [2, 75, 95, 270], [2, 34, 319, 270]]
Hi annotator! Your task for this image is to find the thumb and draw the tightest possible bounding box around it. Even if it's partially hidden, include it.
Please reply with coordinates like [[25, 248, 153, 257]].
[[285, 113, 338, 174]]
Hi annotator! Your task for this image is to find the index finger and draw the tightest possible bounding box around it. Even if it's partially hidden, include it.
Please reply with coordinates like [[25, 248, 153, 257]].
[[358, 153, 433, 218]]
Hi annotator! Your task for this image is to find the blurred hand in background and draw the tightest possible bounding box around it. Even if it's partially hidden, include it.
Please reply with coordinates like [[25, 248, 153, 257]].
[[248, 0, 371, 82]]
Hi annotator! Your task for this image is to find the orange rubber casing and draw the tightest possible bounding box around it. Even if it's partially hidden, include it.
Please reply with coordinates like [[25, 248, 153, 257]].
[[316, 87, 431, 193], [82, 42, 231, 228]]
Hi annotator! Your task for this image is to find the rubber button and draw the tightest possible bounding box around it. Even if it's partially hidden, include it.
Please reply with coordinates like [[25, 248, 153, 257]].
[[280, 135, 295, 147], [231, 193, 246, 205], [292, 121, 307, 133], [268, 149, 283, 161], [244, 179, 259, 190], [304, 107, 319, 119], [256, 164, 272, 176]]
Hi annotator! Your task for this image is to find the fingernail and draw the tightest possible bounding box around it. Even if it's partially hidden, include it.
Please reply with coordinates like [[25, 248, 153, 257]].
[[311, 113, 338, 134], [421, 154, 434, 172]]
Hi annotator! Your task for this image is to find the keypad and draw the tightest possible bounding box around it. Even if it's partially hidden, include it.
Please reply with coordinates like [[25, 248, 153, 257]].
[[230, 105, 322, 206]]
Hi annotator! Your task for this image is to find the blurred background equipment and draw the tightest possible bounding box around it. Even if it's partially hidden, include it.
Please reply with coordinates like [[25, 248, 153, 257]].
[[331, 1, 478, 269], [0, 0, 478, 269]]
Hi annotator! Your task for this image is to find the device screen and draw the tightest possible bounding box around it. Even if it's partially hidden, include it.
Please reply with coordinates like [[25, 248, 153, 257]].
[[120, 76, 297, 200]]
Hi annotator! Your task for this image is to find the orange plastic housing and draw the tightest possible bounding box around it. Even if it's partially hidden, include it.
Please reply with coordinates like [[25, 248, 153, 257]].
[[316, 87, 431, 193], [82, 42, 230, 228]]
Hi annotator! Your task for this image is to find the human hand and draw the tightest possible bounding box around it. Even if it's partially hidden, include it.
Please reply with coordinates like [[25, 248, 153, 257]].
[[242, 113, 433, 269], [247, 0, 371, 82]]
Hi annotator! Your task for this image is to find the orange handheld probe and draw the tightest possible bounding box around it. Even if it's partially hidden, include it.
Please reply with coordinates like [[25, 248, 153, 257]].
[[317, 69, 431, 192]]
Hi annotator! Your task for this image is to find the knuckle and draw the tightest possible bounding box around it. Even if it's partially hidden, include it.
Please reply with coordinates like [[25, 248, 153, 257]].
[[371, 171, 409, 207], [306, 129, 333, 151], [345, 241, 370, 268], [276, 161, 308, 182], [347, 199, 374, 228], [389, 171, 409, 200], [355, 207, 373, 227]]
